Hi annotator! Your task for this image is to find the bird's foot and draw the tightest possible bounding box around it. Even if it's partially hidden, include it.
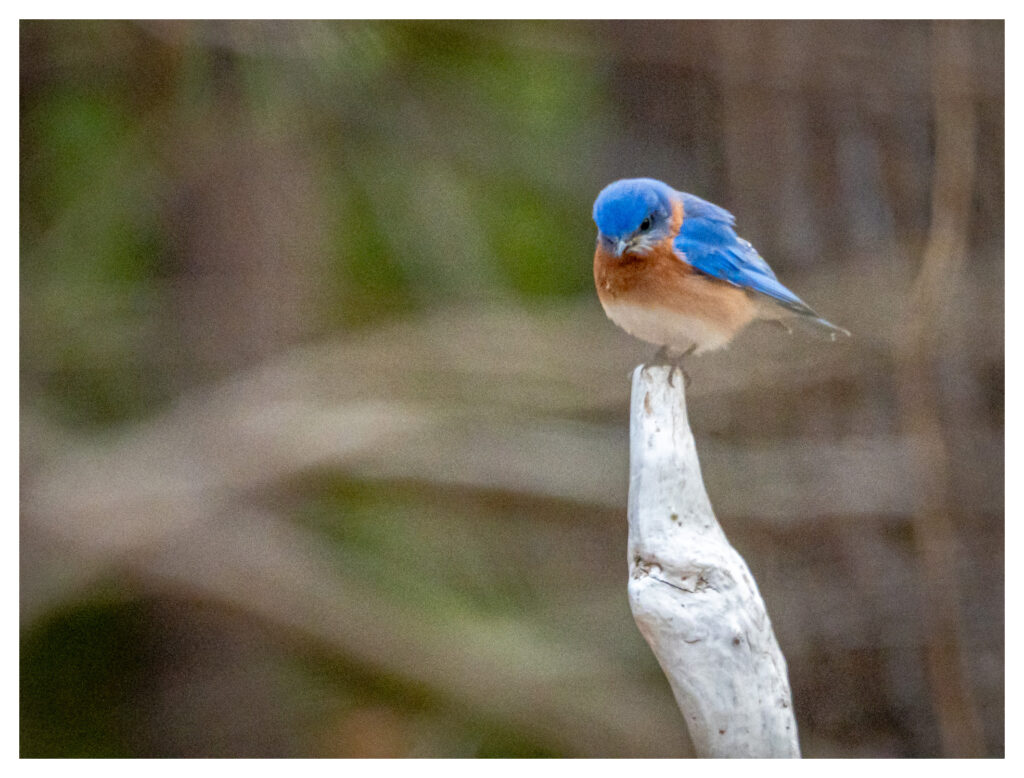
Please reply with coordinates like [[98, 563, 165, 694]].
[[669, 366, 692, 389], [647, 345, 696, 388]]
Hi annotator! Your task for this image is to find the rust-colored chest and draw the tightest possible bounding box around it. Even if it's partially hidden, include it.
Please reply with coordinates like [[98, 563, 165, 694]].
[[593, 242, 693, 307]]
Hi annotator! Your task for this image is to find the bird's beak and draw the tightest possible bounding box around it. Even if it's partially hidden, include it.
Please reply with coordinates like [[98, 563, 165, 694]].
[[615, 238, 629, 257]]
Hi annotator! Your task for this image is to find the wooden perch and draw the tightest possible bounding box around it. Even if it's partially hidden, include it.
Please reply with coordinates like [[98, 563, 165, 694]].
[[626, 365, 800, 758]]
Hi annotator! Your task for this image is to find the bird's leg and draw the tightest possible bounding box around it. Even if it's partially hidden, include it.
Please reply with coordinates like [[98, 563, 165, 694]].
[[671, 344, 697, 388], [649, 344, 696, 388], [652, 345, 671, 364]]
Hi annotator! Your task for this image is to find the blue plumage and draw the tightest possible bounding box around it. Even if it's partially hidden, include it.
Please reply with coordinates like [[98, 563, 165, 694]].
[[674, 192, 813, 315], [593, 178, 676, 238]]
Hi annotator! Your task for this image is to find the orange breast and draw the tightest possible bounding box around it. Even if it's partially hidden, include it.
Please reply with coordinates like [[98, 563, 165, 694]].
[[592, 240, 758, 353]]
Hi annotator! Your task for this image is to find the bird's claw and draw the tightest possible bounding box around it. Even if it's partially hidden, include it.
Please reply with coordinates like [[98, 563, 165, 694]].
[[666, 365, 691, 389], [649, 344, 695, 388]]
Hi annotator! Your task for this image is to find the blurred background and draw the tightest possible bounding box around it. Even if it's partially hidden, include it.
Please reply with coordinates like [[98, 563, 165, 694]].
[[20, 20, 1003, 758]]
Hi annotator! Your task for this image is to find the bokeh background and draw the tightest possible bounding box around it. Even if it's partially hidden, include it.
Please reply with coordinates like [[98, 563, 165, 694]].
[[20, 20, 1003, 758]]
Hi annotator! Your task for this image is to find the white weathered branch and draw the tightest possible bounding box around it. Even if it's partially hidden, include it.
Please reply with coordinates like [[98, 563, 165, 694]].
[[627, 365, 800, 758]]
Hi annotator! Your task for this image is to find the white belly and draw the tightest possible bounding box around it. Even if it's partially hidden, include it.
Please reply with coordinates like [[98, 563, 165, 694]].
[[601, 300, 731, 354]]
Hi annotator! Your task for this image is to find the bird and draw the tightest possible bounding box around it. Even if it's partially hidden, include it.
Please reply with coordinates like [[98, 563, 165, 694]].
[[592, 177, 848, 361]]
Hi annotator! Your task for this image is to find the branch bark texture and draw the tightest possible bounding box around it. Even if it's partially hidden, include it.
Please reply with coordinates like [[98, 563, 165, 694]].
[[626, 365, 799, 758]]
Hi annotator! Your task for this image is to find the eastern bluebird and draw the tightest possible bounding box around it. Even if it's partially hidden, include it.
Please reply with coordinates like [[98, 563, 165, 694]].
[[592, 177, 848, 356]]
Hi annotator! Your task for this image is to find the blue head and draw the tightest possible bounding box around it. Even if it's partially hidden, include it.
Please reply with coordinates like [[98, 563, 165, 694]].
[[592, 178, 678, 257]]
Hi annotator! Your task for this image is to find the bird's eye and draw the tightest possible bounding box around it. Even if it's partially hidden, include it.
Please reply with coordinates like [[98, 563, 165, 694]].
[[640, 217, 652, 231]]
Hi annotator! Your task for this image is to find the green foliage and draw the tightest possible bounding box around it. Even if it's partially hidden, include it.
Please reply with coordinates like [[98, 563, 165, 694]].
[[21, 21, 606, 427], [325, 179, 420, 328], [21, 600, 151, 757], [482, 180, 592, 297], [294, 476, 542, 620]]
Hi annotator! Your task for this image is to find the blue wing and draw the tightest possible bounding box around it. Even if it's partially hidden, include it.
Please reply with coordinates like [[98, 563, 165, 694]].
[[673, 193, 814, 315]]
